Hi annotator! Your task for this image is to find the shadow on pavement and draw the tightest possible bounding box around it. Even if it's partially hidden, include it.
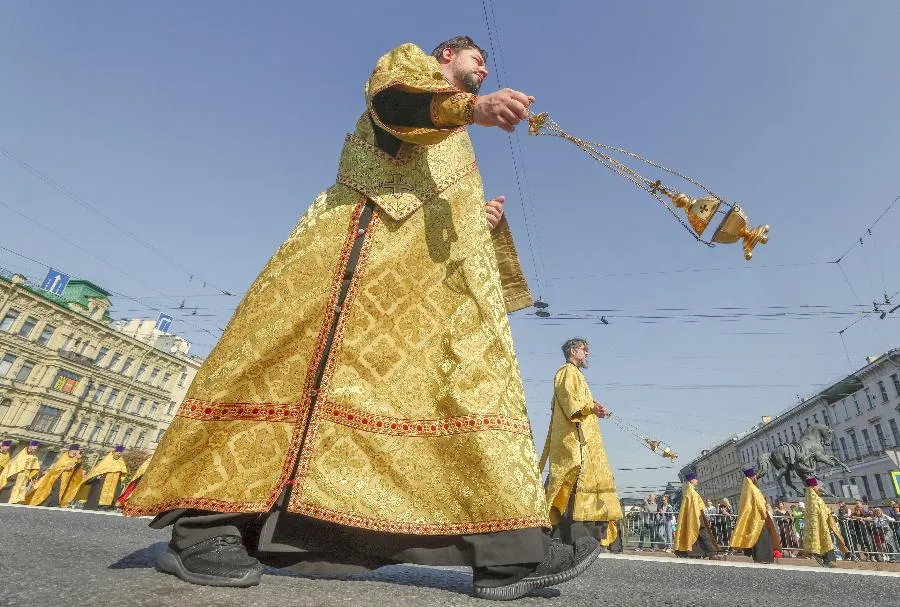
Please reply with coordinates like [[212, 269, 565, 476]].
[[108, 541, 167, 570]]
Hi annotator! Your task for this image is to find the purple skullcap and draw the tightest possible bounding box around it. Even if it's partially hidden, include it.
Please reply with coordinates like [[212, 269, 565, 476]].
[[29, 440, 40, 447], [1, 440, 12, 447], [69, 444, 80, 451], [114, 445, 125, 453], [805, 477, 818, 487], [744, 467, 756, 478], [685, 472, 697, 482]]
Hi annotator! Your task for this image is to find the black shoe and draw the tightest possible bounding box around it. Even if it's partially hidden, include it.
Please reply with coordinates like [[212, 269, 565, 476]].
[[472, 537, 601, 601], [156, 535, 263, 587]]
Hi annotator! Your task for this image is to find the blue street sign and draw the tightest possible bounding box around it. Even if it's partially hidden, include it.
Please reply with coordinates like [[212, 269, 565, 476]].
[[40, 269, 70, 296], [155, 313, 173, 333]]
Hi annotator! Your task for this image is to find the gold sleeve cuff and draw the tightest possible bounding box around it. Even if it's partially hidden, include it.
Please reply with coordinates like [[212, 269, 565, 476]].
[[430, 92, 477, 128], [579, 404, 594, 418]]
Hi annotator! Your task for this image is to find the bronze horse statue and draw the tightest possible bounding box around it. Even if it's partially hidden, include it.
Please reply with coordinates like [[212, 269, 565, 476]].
[[756, 424, 851, 497]]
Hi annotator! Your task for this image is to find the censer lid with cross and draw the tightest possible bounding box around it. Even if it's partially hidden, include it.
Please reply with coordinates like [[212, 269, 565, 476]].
[[527, 112, 769, 260]]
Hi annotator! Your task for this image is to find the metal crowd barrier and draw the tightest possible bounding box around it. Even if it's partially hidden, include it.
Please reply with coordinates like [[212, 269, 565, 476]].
[[621, 510, 900, 562]]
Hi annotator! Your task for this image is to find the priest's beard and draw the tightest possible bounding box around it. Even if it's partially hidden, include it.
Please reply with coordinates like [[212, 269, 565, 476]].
[[455, 71, 482, 94]]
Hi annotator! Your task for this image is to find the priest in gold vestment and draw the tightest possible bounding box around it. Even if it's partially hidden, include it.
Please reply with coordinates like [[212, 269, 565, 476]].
[[75, 445, 129, 510], [0, 440, 11, 480], [539, 338, 623, 552], [729, 468, 780, 563], [802, 476, 847, 567], [25, 445, 83, 508], [674, 472, 720, 558], [0, 441, 41, 504], [117, 456, 151, 508], [123, 37, 600, 600]]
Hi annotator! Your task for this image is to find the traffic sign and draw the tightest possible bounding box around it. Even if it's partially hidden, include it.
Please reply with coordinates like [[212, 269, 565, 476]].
[[155, 313, 173, 333], [40, 269, 70, 296]]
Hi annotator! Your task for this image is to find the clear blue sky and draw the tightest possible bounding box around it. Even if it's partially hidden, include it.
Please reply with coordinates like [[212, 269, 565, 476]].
[[2, 2, 899, 494]]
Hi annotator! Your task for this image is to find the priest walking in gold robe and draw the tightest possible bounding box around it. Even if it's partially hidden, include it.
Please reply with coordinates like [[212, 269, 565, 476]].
[[803, 476, 847, 567], [0, 440, 41, 503], [26, 444, 83, 508], [730, 467, 780, 563], [0, 440, 11, 479], [75, 445, 129, 510], [674, 472, 720, 559], [539, 337, 624, 552], [123, 36, 600, 600]]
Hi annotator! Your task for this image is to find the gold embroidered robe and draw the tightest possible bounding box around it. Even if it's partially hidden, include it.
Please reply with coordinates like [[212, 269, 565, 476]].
[[1, 449, 40, 503], [25, 452, 83, 507], [674, 482, 709, 552], [124, 43, 549, 535], [0, 451, 9, 476], [539, 363, 622, 526], [803, 487, 847, 556], [730, 477, 780, 551], [75, 451, 129, 506]]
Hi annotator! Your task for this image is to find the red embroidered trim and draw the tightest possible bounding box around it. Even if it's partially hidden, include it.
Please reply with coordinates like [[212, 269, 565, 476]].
[[124, 496, 268, 518], [289, 211, 380, 511], [292, 502, 549, 536], [177, 399, 303, 422], [320, 403, 533, 437], [267, 199, 369, 510]]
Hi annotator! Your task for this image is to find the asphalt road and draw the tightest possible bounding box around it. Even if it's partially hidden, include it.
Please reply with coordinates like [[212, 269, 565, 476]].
[[1, 504, 897, 607]]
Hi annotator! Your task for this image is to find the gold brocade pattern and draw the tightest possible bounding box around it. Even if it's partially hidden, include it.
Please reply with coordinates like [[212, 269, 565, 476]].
[[674, 482, 704, 552], [730, 477, 780, 551], [540, 363, 623, 523], [74, 451, 129, 506], [126, 44, 549, 534], [430, 92, 477, 128], [25, 453, 83, 507], [1, 450, 39, 503], [803, 488, 848, 555]]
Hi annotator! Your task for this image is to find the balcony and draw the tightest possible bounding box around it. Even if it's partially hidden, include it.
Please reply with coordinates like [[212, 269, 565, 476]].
[[57, 349, 95, 366]]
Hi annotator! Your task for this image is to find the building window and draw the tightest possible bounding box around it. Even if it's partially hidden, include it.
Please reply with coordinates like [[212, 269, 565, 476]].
[[36, 324, 55, 346], [105, 388, 120, 408], [875, 474, 886, 499], [74, 420, 89, 439], [849, 433, 862, 459], [16, 316, 38, 339], [822, 409, 831, 427], [875, 423, 887, 450], [14, 361, 35, 382], [94, 347, 110, 365], [178, 370, 188, 387], [121, 357, 135, 375], [839, 437, 850, 461], [790, 427, 796, 441], [122, 428, 133, 446], [107, 352, 121, 370], [135, 431, 147, 450], [103, 423, 120, 444], [861, 429, 873, 454], [88, 422, 104, 442], [79, 340, 91, 355], [92, 385, 107, 403], [0, 353, 16, 377], [52, 370, 81, 394], [156, 428, 166, 442], [0, 398, 10, 422], [166, 400, 176, 416], [860, 475, 873, 502], [29, 405, 62, 433], [864, 387, 875, 409], [889, 419, 900, 447], [135, 398, 147, 415], [148, 367, 160, 385], [136, 364, 148, 381], [892, 374, 900, 398], [162, 372, 172, 389], [121, 394, 134, 413], [813, 413, 819, 424], [829, 482, 837, 496], [878, 381, 889, 403], [0, 308, 20, 331], [147, 402, 159, 419], [853, 395, 862, 415]]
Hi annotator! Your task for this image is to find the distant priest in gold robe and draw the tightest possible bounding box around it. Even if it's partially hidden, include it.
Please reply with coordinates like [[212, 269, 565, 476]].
[[0, 440, 11, 478], [730, 467, 780, 563], [25, 444, 83, 508], [117, 457, 151, 508], [803, 476, 847, 568], [76, 445, 129, 510], [674, 472, 720, 559], [539, 337, 624, 553], [0, 440, 41, 503], [123, 37, 600, 601]]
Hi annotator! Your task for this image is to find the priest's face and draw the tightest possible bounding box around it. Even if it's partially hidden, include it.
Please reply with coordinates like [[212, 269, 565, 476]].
[[0, 445, 9, 453], [442, 48, 488, 94], [68, 449, 79, 458], [27, 445, 37, 454], [570, 343, 590, 368]]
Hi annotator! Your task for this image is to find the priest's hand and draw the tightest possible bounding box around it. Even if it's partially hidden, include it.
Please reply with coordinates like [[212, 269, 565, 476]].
[[592, 401, 610, 418], [485, 196, 505, 230], [473, 89, 535, 132]]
